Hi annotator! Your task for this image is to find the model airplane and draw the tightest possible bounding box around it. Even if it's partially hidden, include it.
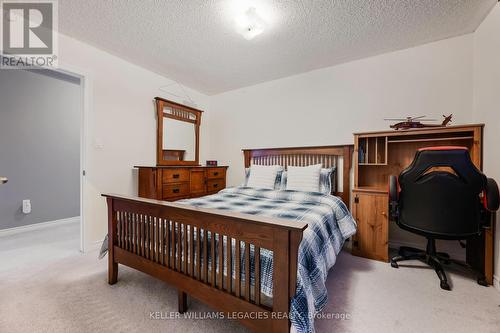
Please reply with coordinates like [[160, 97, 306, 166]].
[[385, 114, 453, 130]]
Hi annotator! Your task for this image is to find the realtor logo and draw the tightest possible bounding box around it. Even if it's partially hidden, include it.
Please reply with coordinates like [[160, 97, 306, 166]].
[[1, 0, 58, 68]]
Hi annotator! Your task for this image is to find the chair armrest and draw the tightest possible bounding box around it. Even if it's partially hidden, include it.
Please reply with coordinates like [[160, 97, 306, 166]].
[[485, 178, 499, 212], [389, 175, 399, 220]]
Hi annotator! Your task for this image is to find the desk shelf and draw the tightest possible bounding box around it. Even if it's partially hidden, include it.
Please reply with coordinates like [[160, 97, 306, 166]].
[[358, 136, 387, 165], [355, 127, 480, 190]]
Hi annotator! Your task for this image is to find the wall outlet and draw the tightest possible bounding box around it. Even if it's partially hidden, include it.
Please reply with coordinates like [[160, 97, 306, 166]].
[[22, 199, 31, 214]]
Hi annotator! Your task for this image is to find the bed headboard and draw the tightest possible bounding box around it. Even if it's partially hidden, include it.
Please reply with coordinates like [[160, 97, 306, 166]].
[[242, 145, 354, 206]]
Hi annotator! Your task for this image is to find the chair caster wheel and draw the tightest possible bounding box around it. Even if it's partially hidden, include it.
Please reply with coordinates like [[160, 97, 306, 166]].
[[390, 261, 399, 268], [477, 277, 488, 287], [440, 281, 451, 291]]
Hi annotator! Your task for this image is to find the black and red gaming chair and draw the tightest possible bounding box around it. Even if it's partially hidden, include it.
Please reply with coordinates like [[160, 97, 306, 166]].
[[389, 146, 499, 290]]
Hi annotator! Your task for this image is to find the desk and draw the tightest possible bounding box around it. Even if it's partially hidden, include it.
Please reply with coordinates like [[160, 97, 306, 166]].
[[351, 124, 495, 285]]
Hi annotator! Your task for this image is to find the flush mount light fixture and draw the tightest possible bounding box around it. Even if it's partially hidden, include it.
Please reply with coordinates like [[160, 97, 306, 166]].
[[235, 7, 266, 40]]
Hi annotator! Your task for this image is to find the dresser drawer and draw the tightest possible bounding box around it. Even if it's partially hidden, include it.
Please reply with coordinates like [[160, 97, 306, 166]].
[[207, 179, 226, 193], [207, 168, 225, 179], [162, 183, 190, 199], [162, 169, 190, 183]]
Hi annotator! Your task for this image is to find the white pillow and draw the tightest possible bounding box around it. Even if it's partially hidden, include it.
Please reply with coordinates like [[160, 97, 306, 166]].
[[246, 165, 283, 189], [245, 168, 283, 189], [286, 164, 322, 192], [280, 167, 335, 194]]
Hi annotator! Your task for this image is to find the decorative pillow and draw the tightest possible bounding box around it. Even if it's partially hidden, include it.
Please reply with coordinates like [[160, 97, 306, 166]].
[[320, 167, 336, 194], [245, 165, 283, 189], [279, 172, 287, 190], [281, 167, 336, 194], [285, 164, 322, 192]]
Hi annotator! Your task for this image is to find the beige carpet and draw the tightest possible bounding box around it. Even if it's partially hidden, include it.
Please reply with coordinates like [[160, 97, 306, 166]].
[[1, 222, 499, 333]]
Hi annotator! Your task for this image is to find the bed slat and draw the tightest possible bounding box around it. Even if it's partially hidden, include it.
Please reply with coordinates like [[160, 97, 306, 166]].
[[138, 215, 142, 257], [175, 223, 182, 272], [136, 214, 140, 255], [203, 229, 208, 283], [235, 240, 241, 297], [137, 214, 141, 256], [163, 219, 170, 267], [117, 212, 122, 248], [255, 246, 261, 305], [218, 234, 223, 289], [156, 218, 160, 262], [245, 242, 250, 301], [149, 216, 153, 259], [189, 225, 194, 277], [196, 227, 201, 280], [226, 237, 232, 293], [170, 221, 175, 269], [123, 212, 128, 251], [211, 232, 216, 287], [183, 224, 187, 273]]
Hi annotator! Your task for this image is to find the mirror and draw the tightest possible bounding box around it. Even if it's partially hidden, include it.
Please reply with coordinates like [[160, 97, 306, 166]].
[[162, 118, 195, 161], [156, 97, 202, 166]]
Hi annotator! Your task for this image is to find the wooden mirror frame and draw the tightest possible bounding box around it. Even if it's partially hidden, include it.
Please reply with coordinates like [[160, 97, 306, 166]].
[[155, 97, 202, 166]]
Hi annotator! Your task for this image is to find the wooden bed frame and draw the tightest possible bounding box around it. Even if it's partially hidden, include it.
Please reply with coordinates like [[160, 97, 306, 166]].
[[103, 144, 353, 333]]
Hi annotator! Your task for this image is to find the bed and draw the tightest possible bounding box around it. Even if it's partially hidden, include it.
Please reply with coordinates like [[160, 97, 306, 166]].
[[103, 144, 355, 333]]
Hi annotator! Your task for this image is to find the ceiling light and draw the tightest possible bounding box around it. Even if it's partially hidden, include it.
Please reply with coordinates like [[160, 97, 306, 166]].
[[235, 7, 266, 40]]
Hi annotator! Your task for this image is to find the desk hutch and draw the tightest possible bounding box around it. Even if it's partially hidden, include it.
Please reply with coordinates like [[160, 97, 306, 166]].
[[351, 124, 495, 284]]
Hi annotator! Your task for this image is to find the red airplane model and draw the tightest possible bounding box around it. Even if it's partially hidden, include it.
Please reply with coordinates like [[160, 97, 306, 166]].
[[385, 114, 453, 130]]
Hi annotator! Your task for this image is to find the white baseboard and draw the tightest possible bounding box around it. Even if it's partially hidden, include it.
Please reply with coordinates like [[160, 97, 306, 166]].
[[494, 275, 500, 292], [0, 216, 80, 238]]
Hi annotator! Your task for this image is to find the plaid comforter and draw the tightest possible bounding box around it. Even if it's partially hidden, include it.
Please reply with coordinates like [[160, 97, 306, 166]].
[[177, 187, 357, 333]]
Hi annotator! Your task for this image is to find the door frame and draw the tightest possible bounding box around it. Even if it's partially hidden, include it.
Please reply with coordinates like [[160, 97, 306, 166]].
[[51, 63, 91, 252]]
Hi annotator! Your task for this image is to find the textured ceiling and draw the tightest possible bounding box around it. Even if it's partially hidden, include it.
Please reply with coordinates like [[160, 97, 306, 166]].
[[59, 0, 496, 95]]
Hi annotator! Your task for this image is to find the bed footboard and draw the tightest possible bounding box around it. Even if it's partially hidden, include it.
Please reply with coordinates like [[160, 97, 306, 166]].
[[103, 194, 307, 333]]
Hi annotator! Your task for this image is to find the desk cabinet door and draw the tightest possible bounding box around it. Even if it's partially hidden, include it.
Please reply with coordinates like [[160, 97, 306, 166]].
[[352, 192, 389, 262]]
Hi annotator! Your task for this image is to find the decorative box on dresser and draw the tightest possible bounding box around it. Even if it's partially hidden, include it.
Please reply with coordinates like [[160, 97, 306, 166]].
[[351, 124, 496, 285], [136, 166, 228, 201]]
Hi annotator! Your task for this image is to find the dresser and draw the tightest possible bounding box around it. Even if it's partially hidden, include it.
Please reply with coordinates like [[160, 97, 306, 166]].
[[136, 166, 228, 201], [351, 124, 496, 285]]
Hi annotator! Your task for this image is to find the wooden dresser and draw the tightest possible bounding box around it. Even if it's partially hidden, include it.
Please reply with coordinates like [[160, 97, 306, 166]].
[[351, 124, 496, 285], [136, 166, 228, 201]]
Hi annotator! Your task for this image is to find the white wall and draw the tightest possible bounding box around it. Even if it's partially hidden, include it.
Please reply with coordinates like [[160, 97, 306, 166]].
[[57, 34, 210, 250], [473, 3, 500, 290], [209, 34, 474, 187]]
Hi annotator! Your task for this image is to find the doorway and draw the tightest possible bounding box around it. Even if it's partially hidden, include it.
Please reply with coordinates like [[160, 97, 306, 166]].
[[0, 67, 85, 266]]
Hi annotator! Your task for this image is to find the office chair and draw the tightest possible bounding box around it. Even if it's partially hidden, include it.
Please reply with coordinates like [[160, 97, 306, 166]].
[[388, 147, 499, 290]]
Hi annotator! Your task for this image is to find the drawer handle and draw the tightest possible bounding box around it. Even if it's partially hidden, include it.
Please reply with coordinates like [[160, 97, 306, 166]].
[[213, 172, 219, 176], [173, 188, 180, 194], [213, 184, 219, 188], [173, 174, 180, 179]]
